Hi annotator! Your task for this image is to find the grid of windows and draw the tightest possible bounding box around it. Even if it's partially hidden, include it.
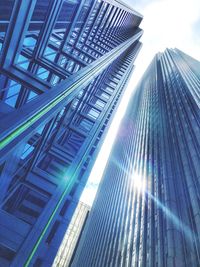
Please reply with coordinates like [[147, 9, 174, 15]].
[[72, 49, 200, 267], [0, 0, 142, 266]]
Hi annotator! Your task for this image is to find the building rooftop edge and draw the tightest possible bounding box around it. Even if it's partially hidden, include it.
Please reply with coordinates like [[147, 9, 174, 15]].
[[103, 0, 143, 18]]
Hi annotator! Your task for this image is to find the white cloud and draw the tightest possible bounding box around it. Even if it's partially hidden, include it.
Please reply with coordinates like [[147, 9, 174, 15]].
[[131, 0, 200, 88]]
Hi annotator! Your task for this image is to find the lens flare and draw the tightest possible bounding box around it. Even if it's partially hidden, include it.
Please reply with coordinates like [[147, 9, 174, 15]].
[[132, 172, 146, 193]]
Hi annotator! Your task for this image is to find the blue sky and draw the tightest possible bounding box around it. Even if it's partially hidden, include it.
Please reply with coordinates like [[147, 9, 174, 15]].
[[81, 0, 200, 205]]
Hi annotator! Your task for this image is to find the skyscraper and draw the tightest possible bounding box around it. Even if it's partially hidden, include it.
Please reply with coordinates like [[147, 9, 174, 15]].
[[52, 201, 90, 267], [0, 0, 142, 266], [72, 49, 200, 267]]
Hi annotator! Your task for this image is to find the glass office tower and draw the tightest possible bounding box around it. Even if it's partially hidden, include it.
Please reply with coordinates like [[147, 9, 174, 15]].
[[72, 49, 200, 267], [52, 201, 90, 267], [0, 0, 142, 266]]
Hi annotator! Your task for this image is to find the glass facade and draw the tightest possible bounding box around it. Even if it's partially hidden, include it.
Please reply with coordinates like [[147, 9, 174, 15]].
[[52, 202, 90, 267], [72, 49, 200, 267], [0, 0, 142, 266]]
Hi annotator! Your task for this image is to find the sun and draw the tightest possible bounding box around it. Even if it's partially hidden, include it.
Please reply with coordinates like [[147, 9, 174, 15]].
[[132, 172, 146, 193]]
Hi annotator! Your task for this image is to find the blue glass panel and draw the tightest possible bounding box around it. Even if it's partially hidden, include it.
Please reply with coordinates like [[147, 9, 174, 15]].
[[37, 124, 45, 135], [52, 75, 61, 85], [79, 119, 94, 132], [27, 91, 38, 102], [16, 55, 30, 70], [23, 36, 37, 50], [20, 144, 34, 160], [5, 83, 21, 107], [95, 99, 105, 108], [37, 67, 50, 80], [44, 47, 56, 61], [87, 108, 100, 119], [5, 95, 18, 107]]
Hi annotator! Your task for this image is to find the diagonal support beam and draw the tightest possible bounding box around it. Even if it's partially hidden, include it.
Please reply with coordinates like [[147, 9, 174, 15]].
[[0, 30, 143, 159]]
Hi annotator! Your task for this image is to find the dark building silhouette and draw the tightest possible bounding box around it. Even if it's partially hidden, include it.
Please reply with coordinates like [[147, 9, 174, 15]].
[[72, 49, 200, 267], [0, 0, 142, 266]]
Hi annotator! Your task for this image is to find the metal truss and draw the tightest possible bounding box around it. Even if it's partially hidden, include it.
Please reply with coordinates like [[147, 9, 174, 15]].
[[0, 0, 142, 266]]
